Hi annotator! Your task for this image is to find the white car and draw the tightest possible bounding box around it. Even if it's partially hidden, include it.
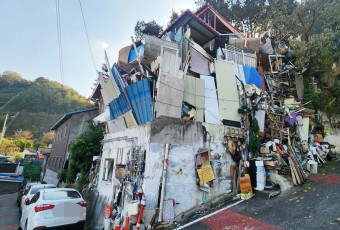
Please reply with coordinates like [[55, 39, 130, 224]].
[[20, 184, 56, 211], [19, 188, 87, 230], [17, 182, 41, 206]]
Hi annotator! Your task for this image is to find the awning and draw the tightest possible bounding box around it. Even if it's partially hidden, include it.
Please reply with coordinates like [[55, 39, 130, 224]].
[[93, 109, 110, 123]]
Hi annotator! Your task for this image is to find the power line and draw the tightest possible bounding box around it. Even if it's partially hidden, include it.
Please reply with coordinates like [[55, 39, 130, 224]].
[[55, 0, 67, 113], [55, 0, 64, 85], [78, 0, 97, 72]]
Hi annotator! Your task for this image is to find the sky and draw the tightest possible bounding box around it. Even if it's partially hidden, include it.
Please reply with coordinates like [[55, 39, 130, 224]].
[[0, 0, 197, 98]]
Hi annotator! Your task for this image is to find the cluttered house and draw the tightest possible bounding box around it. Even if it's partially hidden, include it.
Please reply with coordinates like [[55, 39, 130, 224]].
[[87, 3, 337, 229]]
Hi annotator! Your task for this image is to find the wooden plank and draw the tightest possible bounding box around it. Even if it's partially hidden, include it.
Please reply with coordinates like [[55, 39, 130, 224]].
[[288, 157, 299, 185]]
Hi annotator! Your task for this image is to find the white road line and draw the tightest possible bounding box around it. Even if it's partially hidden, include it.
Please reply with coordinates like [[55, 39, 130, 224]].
[[175, 199, 244, 230]]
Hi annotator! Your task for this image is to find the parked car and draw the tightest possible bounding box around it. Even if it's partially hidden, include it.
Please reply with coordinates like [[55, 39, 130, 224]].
[[17, 182, 41, 206], [20, 184, 56, 211], [19, 188, 87, 230]]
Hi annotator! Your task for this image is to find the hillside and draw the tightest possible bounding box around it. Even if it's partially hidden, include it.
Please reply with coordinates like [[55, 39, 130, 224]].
[[0, 71, 94, 138]]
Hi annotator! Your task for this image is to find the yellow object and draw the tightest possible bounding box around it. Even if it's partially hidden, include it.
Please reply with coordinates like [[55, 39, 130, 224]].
[[197, 164, 215, 184]]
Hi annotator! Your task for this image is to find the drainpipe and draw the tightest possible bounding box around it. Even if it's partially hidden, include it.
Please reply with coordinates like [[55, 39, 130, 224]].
[[158, 143, 169, 222]]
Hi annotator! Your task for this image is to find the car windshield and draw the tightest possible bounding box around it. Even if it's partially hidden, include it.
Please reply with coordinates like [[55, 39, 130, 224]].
[[43, 190, 81, 200], [30, 186, 55, 195]]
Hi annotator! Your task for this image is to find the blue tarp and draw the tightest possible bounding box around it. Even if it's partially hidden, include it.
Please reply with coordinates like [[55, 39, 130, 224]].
[[243, 66, 262, 89], [125, 78, 153, 125], [128, 45, 144, 63]]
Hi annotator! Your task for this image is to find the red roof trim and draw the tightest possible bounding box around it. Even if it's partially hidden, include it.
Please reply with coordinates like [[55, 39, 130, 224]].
[[159, 9, 219, 38], [195, 3, 244, 37]]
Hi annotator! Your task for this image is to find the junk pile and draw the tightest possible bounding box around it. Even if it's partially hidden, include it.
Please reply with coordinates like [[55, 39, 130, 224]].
[[91, 4, 338, 229]]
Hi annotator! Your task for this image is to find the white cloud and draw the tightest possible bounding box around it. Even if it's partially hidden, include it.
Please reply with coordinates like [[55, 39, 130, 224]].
[[96, 40, 110, 50]]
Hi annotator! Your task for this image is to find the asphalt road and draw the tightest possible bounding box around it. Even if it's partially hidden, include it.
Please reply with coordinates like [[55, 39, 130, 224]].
[[176, 160, 340, 230], [0, 192, 20, 230]]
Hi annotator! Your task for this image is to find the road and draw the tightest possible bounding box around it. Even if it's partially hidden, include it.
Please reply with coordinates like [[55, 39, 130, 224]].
[[176, 160, 340, 230], [0, 193, 20, 230]]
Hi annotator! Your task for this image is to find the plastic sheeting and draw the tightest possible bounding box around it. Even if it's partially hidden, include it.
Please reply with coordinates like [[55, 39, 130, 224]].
[[190, 47, 210, 75], [128, 45, 144, 63], [242, 66, 262, 89]]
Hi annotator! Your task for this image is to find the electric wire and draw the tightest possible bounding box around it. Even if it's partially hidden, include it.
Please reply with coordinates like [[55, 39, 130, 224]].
[[55, 0, 64, 85], [55, 0, 66, 113], [78, 0, 97, 72]]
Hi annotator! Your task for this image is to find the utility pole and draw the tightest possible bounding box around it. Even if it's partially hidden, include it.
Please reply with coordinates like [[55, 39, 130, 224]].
[[0, 114, 8, 144]]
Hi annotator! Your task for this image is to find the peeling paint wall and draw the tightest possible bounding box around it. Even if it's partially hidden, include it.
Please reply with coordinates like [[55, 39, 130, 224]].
[[93, 116, 232, 227], [143, 118, 232, 222]]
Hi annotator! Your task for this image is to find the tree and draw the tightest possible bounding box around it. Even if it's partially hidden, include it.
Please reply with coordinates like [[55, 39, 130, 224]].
[[0, 71, 31, 88], [12, 138, 33, 152], [169, 9, 179, 25], [67, 122, 104, 190], [0, 138, 19, 157], [134, 20, 163, 41], [13, 130, 33, 140], [40, 131, 55, 145]]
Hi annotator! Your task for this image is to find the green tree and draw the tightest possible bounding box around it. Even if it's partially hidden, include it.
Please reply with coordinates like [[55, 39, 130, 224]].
[[67, 122, 104, 190], [168, 9, 179, 25], [0, 138, 19, 157], [12, 138, 33, 152], [134, 20, 163, 41], [0, 71, 31, 88]]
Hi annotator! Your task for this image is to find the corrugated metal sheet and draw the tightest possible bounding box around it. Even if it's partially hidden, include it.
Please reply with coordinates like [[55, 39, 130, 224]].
[[111, 63, 125, 93], [125, 78, 153, 125], [108, 94, 131, 120]]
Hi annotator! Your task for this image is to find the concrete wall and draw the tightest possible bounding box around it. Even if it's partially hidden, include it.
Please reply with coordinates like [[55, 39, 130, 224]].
[[143, 117, 231, 223], [93, 117, 233, 227]]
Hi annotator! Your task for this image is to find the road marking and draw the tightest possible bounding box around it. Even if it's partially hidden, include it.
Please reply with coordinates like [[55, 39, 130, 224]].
[[310, 174, 340, 184], [175, 200, 244, 230], [202, 209, 281, 230]]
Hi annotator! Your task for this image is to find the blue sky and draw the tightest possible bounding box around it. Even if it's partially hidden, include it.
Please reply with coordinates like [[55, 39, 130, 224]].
[[0, 0, 196, 97]]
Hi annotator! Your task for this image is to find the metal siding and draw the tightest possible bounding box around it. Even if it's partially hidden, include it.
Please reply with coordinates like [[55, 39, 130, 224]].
[[126, 78, 153, 125], [108, 94, 130, 120]]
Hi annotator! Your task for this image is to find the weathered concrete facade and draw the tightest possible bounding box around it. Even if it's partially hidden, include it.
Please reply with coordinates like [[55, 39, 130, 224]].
[[93, 117, 233, 227]]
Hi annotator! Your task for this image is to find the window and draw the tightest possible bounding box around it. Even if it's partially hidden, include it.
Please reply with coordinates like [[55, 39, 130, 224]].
[[103, 159, 114, 181], [44, 190, 81, 200], [30, 192, 40, 204], [30, 185, 55, 195]]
